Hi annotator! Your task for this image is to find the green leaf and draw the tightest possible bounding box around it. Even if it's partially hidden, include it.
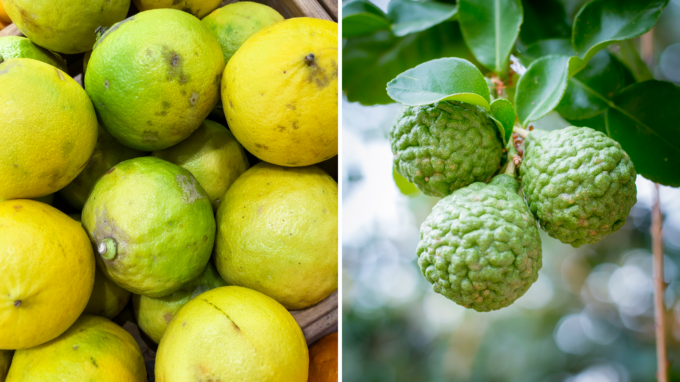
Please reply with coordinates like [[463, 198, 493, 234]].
[[611, 39, 655, 82], [343, 24, 473, 105], [572, 0, 669, 64], [393, 168, 420, 196], [556, 51, 632, 120], [514, 55, 570, 127], [386, 57, 490, 108], [519, 0, 571, 45], [490, 98, 515, 144], [605, 80, 680, 187], [565, 112, 607, 134], [517, 38, 574, 66], [387, 0, 458, 37], [342, 0, 391, 38], [458, 0, 523, 73]]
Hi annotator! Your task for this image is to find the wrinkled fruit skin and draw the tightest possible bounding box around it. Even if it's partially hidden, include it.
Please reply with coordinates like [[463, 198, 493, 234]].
[[417, 175, 542, 312], [390, 101, 503, 197], [521, 126, 637, 247]]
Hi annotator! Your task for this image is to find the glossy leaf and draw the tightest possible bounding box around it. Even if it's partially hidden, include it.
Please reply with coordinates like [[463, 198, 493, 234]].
[[343, 24, 473, 105], [342, 0, 391, 38], [388, 0, 458, 37], [518, 38, 573, 66], [490, 98, 515, 144], [519, 0, 571, 45], [572, 0, 668, 64], [386, 58, 490, 108], [515, 55, 570, 127], [458, 0, 523, 73], [556, 51, 632, 120], [565, 112, 607, 134], [605, 80, 680, 187]]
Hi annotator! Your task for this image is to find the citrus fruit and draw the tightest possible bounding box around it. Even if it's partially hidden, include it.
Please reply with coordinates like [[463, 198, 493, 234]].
[[82, 157, 215, 297], [215, 163, 338, 309], [0, 37, 67, 71], [6, 315, 146, 381], [0, 200, 95, 349], [153, 120, 249, 210], [133, 0, 221, 18], [85, 9, 225, 151], [83, 265, 132, 319], [0, 2, 11, 24], [155, 286, 308, 382], [59, 125, 145, 209], [1, 0, 130, 54], [0, 58, 98, 200], [202, 2, 283, 64], [0, 194, 53, 205], [222, 18, 338, 167], [308, 332, 338, 382], [132, 260, 226, 343], [0, 350, 12, 381]]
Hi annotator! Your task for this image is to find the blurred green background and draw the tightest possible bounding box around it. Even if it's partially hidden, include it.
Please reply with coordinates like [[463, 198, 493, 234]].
[[341, 0, 680, 381]]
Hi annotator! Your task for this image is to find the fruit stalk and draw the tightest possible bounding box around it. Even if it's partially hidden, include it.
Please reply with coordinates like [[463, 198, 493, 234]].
[[652, 183, 668, 382], [512, 126, 529, 139]]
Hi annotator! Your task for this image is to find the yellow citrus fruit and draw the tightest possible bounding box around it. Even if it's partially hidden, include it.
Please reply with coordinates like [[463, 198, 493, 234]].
[[215, 163, 338, 309], [85, 9, 225, 151], [222, 18, 338, 167], [0, 200, 95, 349], [133, 0, 220, 19], [82, 157, 215, 297], [0, 2, 11, 24], [0, 36, 67, 71], [153, 120, 249, 210], [0, 350, 12, 381], [0, 194, 53, 205], [6, 315, 146, 381], [59, 125, 144, 209], [83, 265, 132, 320], [132, 260, 226, 343], [155, 286, 308, 382], [202, 2, 283, 64], [308, 332, 338, 382], [2, 0, 130, 54], [0, 58, 97, 200]]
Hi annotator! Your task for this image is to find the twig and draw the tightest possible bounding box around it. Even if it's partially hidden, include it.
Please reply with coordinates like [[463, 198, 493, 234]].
[[652, 183, 668, 382], [512, 126, 529, 139]]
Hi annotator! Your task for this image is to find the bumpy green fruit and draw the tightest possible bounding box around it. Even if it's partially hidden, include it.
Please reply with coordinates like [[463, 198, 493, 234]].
[[520, 126, 636, 247], [417, 175, 542, 311], [390, 101, 503, 197]]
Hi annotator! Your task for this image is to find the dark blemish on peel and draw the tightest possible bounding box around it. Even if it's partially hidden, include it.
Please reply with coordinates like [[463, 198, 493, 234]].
[[14, 300, 21, 307], [104, 79, 109, 89]]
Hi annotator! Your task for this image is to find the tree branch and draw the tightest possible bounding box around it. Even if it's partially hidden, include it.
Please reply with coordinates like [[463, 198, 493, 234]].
[[652, 183, 668, 382]]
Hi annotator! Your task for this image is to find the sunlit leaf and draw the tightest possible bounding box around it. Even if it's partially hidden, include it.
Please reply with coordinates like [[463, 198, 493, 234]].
[[386, 57, 490, 108], [514, 55, 570, 127]]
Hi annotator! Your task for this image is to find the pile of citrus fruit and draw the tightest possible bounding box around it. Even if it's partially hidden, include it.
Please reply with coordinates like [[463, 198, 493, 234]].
[[0, 0, 338, 380]]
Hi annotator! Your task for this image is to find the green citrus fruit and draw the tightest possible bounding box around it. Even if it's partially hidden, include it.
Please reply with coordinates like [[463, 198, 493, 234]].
[[83, 265, 132, 320], [59, 125, 145, 209], [215, 163, 338, 309], [6, 315, 146, 381], [132, 260, 226, 343], [0, 58, 98, 200], [82, 157, 215, 297], [153, 120, 249, 210], [155, 286, 308, 382], [85, 9, 225, 151], [2, 0, 130, 54], [202, 2, 283, 64], [0, 36, 67, 71], [133, 0, 221, 18]]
